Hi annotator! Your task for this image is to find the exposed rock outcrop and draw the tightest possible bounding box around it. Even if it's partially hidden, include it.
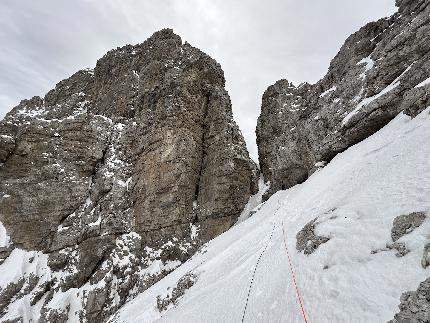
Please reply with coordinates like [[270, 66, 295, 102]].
[[0, 29, 257, 322], [257, 0, 430, 198], [387, 241, 410, 258], [422, 243, 430, 269], [391, 212, 427, 242], [296, 218, 330, 255], [389, 277, 430, 323], [156, 272, 197, 312]]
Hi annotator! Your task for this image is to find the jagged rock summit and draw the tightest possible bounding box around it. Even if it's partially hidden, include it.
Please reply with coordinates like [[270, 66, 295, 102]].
[[257, 0, 430, 198], [0, 28, 258, 322]]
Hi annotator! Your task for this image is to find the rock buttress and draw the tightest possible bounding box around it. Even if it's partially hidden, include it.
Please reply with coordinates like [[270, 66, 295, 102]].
[[0, 29, 257, 322], [256, 0, 430, 199]]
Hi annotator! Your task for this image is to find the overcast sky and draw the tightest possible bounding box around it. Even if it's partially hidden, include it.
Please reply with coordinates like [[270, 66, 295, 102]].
[[0, 0, 397, 161]]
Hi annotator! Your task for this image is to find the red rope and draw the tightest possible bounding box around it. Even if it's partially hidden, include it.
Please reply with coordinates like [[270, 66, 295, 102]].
[[282, 222, 310, 323]]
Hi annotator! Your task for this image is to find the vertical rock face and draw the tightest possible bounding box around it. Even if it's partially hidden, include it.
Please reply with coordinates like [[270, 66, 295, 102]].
[[0, 29, 257, 322], [256, 0, 430, 198]]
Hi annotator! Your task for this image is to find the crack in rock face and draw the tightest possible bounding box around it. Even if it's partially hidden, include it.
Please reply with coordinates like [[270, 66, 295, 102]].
[[0, 28, 258, 322]]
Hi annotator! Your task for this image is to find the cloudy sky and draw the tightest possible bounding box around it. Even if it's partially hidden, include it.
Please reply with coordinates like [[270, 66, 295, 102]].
[[0, 0, 397, 161]]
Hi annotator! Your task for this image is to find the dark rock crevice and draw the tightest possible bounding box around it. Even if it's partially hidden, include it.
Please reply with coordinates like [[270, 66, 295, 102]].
[[193, 92, 211, 208]]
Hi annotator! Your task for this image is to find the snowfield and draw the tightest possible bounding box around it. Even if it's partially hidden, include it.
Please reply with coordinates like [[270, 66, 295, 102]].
[[112, 108, 430, 323]]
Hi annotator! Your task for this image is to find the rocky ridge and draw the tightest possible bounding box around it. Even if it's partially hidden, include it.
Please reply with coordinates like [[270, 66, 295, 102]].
[[257, 0, 430, 198], [0, 29, 257, 322]]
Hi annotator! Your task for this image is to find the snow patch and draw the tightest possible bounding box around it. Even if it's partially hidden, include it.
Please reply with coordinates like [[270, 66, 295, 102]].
[[415, 76, 430, 88], [319, 86, 337, 98], [143, 260, 182, 278], [0, 221, 10, 247], [314, 161, 327, 168], [357, 56, 375, 80], [237, 178, 269, 223], [88, 215, 101, 227], [190, 224, 199, 240]]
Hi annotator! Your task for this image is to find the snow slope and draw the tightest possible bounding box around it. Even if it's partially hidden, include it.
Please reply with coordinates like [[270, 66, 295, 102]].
[[113, 107, 430, 323]]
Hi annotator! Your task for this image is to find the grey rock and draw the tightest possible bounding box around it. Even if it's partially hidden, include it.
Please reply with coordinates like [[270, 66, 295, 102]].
[[392, 212, 427, 242], [86, 288, 109, 322], [296, 218, 330, 255], [1, 319, 23, 323], [40, 305, 70, 323], [156, 272, 197, 312], [389, 277, 430, 323], [0, 29, 257, 322], [387, 241, 410, 257], [422, 243, 430, 269], [0, 278, 25, 315], [256, 1, 430, 199]]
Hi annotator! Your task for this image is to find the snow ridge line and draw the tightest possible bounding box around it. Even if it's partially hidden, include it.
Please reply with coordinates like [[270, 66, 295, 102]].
[[241, 223, 276, 323], [282, 221, 309, 323]]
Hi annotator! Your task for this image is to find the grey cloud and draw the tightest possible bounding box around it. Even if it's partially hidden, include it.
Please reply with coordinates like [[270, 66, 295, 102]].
[[0, 0, 396, 161]]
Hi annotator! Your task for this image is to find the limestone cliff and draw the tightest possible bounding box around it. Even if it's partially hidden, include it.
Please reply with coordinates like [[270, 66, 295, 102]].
[[0, 29, 257, 322], [257, 0, 430, 198]]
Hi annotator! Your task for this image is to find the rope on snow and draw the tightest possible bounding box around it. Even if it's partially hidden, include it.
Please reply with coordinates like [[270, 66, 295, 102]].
[[241, 222, 276, 323], [282, 220, 309, 323]]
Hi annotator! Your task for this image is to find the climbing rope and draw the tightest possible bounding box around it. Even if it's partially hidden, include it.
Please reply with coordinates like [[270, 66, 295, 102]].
[[282, 221, 309, 323], [241, 198, 309, 323], [241, 223, 276, 323]]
